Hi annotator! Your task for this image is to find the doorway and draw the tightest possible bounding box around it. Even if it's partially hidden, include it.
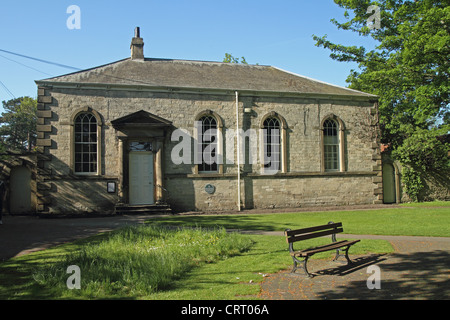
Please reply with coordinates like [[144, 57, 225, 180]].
[[382, 163, 396, 204], [10, 166, 32, 213], [129, 151, 154, 205]]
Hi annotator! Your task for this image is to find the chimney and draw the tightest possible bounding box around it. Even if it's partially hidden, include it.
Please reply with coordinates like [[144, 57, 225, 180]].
[[130, 27, 144, 60]]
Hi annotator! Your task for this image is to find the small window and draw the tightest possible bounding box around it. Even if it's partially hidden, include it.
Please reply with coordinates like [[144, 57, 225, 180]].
[[74, 113, 97, 174], [197, 115, 218, 172], [129, 141, 152, 152], [323, 119, 339, 171], [263, 117, 281, 172]]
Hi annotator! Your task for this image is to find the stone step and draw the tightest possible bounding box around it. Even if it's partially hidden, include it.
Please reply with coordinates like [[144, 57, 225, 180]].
[[115, 204, 172, 215]]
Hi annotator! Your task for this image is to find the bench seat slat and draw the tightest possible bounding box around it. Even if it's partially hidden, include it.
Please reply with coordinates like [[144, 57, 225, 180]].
[[290, 239, 360, 257], [286, 228, 344, 243], [285, 222, 342, 237]]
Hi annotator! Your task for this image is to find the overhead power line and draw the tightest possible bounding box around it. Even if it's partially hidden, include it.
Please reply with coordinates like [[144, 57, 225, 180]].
[[0, 48, 81, 71], [0, 53, 53, 76], [0, 80, 15, 99]]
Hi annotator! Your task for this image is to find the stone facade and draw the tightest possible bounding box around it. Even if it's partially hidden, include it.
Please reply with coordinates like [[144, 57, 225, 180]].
[[34, 31, 382, 215]]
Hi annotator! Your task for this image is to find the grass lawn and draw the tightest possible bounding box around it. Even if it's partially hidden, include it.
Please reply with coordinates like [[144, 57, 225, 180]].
[[0, 203, 448, 299], [148, 204, 450, 237]]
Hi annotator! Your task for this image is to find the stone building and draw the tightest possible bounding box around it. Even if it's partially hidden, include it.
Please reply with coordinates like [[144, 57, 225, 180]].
[[34, 28, 382, 215]]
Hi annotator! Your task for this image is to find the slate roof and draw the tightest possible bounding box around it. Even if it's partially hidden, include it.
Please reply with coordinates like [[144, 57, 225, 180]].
[[37, 57, 377, 98]]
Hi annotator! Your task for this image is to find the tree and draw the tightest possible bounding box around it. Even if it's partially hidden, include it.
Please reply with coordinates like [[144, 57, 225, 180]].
[[313, 0, 449, 201], [0, 97, 37, 152], [313, 0, 449, 148], [223, 53, 248, 64]]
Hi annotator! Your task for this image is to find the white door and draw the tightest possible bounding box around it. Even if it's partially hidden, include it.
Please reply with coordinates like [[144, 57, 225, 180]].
[[129, 152, 154, 205]]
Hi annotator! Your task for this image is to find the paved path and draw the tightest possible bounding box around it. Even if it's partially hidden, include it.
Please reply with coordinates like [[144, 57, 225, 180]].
[[258, 233, 450, 300], [0, 214, 449, 299]]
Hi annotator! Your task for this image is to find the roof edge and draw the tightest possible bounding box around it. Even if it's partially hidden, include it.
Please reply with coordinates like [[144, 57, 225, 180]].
[[271, 66, 378, 98], [35, 80, 379, 101], [37, 57, 131, 82]]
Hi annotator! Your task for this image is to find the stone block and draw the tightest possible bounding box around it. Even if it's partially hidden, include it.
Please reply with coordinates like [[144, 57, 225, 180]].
[[37, 125, 52, 132], [38, 95, 52, 104], [37, 110, 52, 118], [36, 139, 52, 147]]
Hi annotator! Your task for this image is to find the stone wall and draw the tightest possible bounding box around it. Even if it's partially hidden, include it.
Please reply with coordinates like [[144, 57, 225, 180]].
[[35, 85, 381, 214]]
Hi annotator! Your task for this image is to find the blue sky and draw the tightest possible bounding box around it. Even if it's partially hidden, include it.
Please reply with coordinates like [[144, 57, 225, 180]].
[[0, 0, 377, 111]]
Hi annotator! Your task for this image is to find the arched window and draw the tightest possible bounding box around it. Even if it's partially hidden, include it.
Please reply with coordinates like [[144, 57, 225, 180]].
[[74, 113, 98, 174], [323, 118, 340, 171], [197, 114, 218, 173], [262, 116, 281, 173]]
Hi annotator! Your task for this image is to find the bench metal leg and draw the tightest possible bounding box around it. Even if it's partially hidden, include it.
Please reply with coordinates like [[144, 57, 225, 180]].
[[291, 256, 312, 277], [333, 246, 353, 265]]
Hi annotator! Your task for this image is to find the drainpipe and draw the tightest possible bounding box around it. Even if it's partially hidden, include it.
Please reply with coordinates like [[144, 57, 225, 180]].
[[235, 91, 241, 211]]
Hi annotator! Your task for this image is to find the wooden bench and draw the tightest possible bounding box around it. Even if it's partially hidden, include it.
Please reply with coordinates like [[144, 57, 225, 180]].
[[284, 222, 360, 277]]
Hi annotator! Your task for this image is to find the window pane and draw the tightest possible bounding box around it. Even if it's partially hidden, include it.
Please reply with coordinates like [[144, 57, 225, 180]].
[[82, 144, 90, 153], [324, 135, 338, 145], [82, 123, 90, 132], [129, 141, 152, 152]]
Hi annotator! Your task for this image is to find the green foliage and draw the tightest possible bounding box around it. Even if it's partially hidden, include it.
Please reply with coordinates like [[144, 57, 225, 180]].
[[223, 53, 248, 64], [392, 126, 449, 201], [393, 127, 449, 172], [313, 0, 449, 148], [401, 166, 424, 202], [0, 97, 37, 152], [313, 0, 450, 202]]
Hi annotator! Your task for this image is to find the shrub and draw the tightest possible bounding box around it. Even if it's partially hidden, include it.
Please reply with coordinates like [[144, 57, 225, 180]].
[[393, 127, 449, 201]]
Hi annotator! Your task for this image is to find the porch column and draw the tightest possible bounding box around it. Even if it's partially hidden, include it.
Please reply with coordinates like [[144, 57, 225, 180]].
[[155, 139, 164, 203], [117, 137, 125, 203]]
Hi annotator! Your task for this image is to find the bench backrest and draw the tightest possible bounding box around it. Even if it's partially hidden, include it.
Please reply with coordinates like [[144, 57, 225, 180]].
[[285, 222, 343, 243]]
